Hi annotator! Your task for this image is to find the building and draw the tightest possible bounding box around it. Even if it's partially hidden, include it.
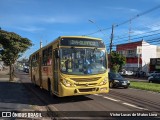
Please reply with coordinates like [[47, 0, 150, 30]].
[[116, 40, 160, 73], [150, 58, 160, 72]]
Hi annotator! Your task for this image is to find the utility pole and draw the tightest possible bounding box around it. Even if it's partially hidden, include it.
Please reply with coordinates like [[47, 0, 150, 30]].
[[109, 24, 114, 69], [128, 20, 132, 42], [110, 25, 114, 53]]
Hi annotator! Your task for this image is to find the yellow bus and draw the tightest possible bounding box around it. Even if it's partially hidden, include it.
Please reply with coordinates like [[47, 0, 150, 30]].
[[29, 36, 109, 97]]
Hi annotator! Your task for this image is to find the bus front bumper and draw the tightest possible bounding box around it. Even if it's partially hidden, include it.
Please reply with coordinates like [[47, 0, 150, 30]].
[[59, 83, 109, 97]]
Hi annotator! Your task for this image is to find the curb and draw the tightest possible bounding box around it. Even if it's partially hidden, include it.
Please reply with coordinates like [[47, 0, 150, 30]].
[[0, 78, 20, 82]]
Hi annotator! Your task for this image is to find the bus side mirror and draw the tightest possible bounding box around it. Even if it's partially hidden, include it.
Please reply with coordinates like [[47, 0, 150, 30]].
[[55, 49, 59, 58]]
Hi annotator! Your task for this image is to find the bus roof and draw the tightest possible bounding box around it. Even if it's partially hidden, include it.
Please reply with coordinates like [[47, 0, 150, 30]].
[[59, 36, 102, 40], [30, 36, 103, 57]]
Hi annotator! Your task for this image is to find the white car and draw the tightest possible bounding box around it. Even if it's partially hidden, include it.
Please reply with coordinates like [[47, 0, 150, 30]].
[[0, 64, 3, 71], [119, 70, 134, 76]]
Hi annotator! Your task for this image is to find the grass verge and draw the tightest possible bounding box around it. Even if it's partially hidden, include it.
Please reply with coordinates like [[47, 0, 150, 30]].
[[130, 81, 160, 93]]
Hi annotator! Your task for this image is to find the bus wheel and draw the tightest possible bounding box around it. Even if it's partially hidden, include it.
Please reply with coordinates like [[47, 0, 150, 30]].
[[48, 80, 52, 96]]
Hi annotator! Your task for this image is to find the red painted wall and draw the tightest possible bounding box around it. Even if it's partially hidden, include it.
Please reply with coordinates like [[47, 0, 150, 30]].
[[116, 41, 142, 51], [116, 41, 143, 64]]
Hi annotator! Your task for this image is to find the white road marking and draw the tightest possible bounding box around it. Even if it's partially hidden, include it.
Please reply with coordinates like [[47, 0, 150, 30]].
[[103, 96, 120, 102], [94, 94, 149, 110], [122, 102, 148, 110], [94, 94, 102, 96]]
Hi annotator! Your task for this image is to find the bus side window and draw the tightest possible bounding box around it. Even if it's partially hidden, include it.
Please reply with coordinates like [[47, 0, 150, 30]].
[[47, 47, 52, 66]]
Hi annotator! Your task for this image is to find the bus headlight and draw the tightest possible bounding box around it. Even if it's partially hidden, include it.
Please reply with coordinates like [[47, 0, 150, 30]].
[[100, 77, 108, 85], [62, 79, 72, 87]]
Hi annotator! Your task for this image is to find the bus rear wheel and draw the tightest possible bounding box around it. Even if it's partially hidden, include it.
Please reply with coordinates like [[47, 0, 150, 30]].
[[48, 80, 52, 96]]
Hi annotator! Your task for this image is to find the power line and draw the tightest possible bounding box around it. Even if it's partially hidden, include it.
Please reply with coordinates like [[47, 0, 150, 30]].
[[83, 4, 160, 36], [114, 22, 160, 39], [111, 37, 160, 47], [114, 28, 160, 40], [116, 4, 160, 27], [111, 30, 160, 45], [105, 36, 160, 48]]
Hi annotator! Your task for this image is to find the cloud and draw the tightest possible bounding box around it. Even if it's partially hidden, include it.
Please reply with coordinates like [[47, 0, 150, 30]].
[[0, 14, 82, 27], [147, 24, 160, 31], [105, 6, 139, 13], [132, 30, 145, 35], [15, 26, 45, 32], [40, 16, 81, 24]]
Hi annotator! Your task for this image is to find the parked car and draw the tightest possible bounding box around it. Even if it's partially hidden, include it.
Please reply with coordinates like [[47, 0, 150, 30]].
[[119, 69, 134, 76], [148, 73, 160, 81], [109, 72, 130, 88], [147, 71, 160, 77], [135, 71, 146, 77], [149, 74, 160, 83]]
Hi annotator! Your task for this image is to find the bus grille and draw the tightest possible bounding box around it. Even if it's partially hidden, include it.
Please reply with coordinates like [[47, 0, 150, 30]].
[[75, 83, 97, 86], [79, 88, 96, 92], [71, 77, 101, 82]]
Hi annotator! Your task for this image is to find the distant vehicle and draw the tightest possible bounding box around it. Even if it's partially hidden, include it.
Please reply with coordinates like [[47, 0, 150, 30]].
[[25, 68, 29, 73], [109, 72, 130, 88], [147, 71, 160, 77], [135, 71, 146, 77], [0, 64, 3, 71], [119, 69, 134, 76], [23, 66, 29, 73], [148, 73, 160, 81], [149, 74, 160, 83]]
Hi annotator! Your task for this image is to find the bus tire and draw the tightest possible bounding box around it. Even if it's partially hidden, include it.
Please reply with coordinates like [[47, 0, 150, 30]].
[[48, 79, 52, 96]]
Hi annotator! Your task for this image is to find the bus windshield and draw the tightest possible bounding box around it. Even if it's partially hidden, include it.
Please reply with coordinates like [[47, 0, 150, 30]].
[[60, 48, 107, 75]]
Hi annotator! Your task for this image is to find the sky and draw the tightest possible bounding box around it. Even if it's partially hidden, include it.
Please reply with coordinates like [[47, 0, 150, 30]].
[[1, 0, 160, 59]]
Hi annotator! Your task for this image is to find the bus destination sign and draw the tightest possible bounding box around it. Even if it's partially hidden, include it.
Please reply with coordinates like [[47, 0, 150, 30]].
[[60, 38, 105, 48], [69, 40, 98, 46]]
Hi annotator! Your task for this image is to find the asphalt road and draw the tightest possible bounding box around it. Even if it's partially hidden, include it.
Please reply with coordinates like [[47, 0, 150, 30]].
[[0, 70, 160, 119]]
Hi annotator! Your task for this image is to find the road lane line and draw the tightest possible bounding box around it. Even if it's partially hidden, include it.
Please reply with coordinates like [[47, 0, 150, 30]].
[[94, 94, 149, 111], [94, 94, 120, 102], [103, 96, 120, 102], [94, 94, 102, 96], [122, 102, 148, 110]]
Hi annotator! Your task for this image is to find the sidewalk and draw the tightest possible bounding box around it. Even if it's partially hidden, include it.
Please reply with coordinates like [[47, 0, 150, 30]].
[[0, 70, 19, 81], [0, 70, 34, 112], [124, 76, 148, 82]]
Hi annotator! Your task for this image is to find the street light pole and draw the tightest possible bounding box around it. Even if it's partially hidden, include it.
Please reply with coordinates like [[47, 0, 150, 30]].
[[40, 40, 42, 48], [88, 19, 107, 37]]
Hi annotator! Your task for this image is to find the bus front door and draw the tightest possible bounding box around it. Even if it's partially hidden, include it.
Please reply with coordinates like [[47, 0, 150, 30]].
[[53, 50, 59, 95]]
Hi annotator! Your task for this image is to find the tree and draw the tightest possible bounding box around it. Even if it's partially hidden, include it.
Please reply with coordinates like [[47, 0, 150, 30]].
[[0, 29, 32, 81], [110, 51, 126, 73]]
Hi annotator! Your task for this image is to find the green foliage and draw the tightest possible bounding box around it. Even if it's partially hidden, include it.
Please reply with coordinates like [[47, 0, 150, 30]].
[[0, 29, 32, 65], [0, 29, 32, 81], [111, 64, 120, 73], [110, 51, 126, 72], [130, 81, 160, 93]]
